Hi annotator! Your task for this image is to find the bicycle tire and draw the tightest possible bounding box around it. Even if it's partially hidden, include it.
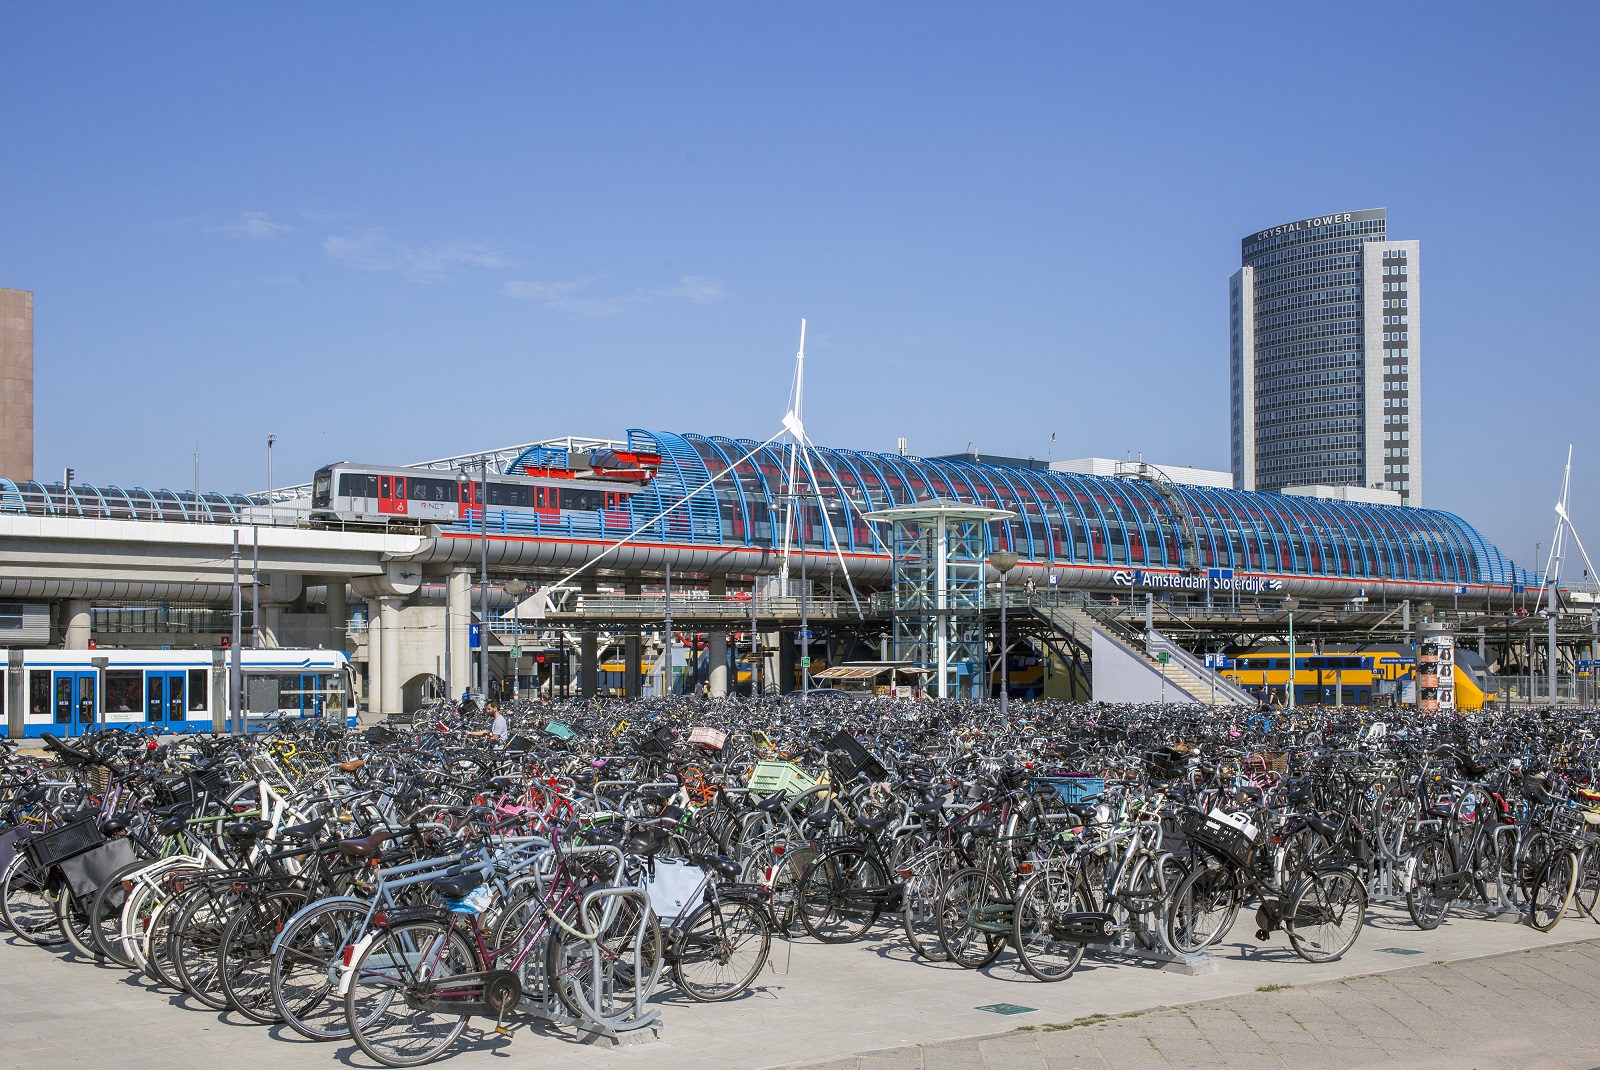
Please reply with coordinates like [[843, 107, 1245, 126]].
[[270, 896, 369, 1040], [219, 889, 308, 1023], [671, 897, 771, 1001], [345, 917, 477, 1068], [1285, 866, 1366, 962], [797, 848, 885, 944], [1013, 866, 1090, 982], [936, 867, 1006, 969], [1164, 860, 1241, 955], [1405, 839, 1452, 930], [1, 852, 66, 947], [1529, 850, 1578, 933]]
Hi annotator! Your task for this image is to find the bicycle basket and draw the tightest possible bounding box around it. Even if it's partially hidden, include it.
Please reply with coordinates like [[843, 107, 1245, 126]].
[[824, 731, 887, 782], [544, 721, 576, 741], [639, 726, 676, 757], [748, 760, 817, 799], [688, 727, 727, 751], [1180, 808, 1257, 868], [21, 817, 102, 870], [1144, 747, 1189, 782], [1033, 775, 1104, 805]]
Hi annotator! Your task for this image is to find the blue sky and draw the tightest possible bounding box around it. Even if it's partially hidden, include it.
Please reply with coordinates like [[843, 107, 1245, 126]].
[[2, 3, 1596, 573]]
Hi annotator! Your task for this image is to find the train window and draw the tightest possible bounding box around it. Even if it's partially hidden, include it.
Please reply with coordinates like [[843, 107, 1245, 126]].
[[487, 482, 532, 508], [339, 473, 379, 498], [188, 669, 207, 710], [559, 488, 605, 511], [409, 476, 459, 503], [106, 671, 141, 715], [312, 469, 332, 508], [380, 476, 391, 498], [0, 604, 21, 630]]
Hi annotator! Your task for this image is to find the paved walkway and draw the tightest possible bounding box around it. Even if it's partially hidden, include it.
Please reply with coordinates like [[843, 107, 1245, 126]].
[[784, 941, 1600, 1070], [0, 906, 1595, 1070]]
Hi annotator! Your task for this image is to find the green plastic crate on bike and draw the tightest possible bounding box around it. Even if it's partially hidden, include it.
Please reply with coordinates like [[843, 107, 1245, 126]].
[[747, 760, 817, 798], [544, 721, 576, 740]]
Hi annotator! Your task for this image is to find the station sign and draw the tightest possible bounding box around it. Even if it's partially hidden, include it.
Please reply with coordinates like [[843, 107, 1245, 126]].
[[1111, 569, 1284, 594], [469, 623, 481, 649]]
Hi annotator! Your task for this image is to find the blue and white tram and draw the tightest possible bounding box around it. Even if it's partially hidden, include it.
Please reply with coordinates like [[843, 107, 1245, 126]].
[[1, 648, 354, 738]]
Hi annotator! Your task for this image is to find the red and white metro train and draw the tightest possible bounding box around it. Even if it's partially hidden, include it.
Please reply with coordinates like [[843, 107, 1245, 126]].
[[309, 448, 660, 528]]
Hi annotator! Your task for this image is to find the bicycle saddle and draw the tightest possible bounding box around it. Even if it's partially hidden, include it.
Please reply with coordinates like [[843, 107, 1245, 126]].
[[225, 818, 274, 840], [690, 853, 740, 880], [337, 759, 365, 772], [912, 801, 944, 817], [99, 814, 131, 835], [853, 815, 892, 835], [756, 794, 788, 814], [279, 818, 327, 842], [624, 826, 670, 857], [433, 871, 484, 899], [336, 828, 392, 857]]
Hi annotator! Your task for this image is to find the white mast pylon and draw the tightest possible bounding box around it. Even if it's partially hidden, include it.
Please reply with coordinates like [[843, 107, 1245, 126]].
[[1532, 446, 1598, 705]]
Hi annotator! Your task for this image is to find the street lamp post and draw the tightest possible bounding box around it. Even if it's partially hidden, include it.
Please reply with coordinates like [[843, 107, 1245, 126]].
[[505, 578, 527, 701], [990, 552, 1019, 714], [479, 458, 491, 702], [1283, 596, 1300, 711], [266, 434, 276, 522]]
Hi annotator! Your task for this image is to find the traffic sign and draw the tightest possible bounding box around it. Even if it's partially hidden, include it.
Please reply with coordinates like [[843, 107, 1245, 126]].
[[1156, 651, 1171, 665], [469, 623, 481, 650], [800, 656, 812, 667], [509, 645, 522, 659], [798, 628, 812, 640]]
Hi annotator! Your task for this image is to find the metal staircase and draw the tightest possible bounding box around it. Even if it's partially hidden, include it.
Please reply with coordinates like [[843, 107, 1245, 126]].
[[1016, 593, 1253, 707]]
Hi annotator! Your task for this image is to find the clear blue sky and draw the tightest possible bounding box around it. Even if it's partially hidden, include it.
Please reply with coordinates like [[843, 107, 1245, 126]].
[[3, 3, 1596, 574]]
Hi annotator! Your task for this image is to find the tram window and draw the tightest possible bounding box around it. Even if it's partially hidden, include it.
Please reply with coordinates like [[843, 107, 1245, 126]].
[[380, 476, 391, 498], [105, 671, 142, 715], [188, 669, 207, 710], [558, 488, 605, 511], [312, 470, 332, 508], [28, 670, 50, 720], [0, 604, 20, 630]]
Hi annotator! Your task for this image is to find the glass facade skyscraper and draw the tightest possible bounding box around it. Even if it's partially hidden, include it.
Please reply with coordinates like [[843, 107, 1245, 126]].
[[1230, 209, 1421, 505]]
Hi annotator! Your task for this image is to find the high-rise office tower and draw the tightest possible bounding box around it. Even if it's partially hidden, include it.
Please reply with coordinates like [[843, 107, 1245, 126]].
[[1230, 209, 1420, 505], [0, 288, 32, 482]]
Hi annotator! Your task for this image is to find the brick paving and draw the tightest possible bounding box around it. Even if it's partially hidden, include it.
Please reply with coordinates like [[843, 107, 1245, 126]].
[[782, 941, 1600, 1070]]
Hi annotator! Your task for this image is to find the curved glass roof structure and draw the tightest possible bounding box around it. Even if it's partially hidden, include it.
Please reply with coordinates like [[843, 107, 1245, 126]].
[[0, 480, 260, 523], [600, 430, 1529, 589]]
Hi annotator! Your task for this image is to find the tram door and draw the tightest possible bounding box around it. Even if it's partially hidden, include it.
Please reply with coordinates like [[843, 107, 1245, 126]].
[[53, 671, 98, 735], [145, 671, 186, 729], [378, 475, 407, 516], [301, 673, 324, 719]]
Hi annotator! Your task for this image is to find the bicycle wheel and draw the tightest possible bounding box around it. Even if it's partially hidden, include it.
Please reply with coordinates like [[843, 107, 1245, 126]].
[[900, 863, 951, 962], [1164, 861, 1241, 955], [271, 897, 368, 1040], [1529, 850, 1578, 933], [936, 867, 1006, 969], [346, 918, 477, 1068], [219, 889, 308, 1023], [1, 853, 65, 947], [797, 848, 885, 944], [1406, 839, 1452, 931], [51, 883, 101, 961], [671, 897, 771, 1002], [1575, 845, 1600, 919], [1285, 866, 1367, 962], [1012, 867, 1089, 982], [89, 859, 151, 967], [169, 884, 242, 1008]]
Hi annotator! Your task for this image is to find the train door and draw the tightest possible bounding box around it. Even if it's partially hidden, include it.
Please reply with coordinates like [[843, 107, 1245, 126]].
[[54, 671, 97, 735], [145, 671, 185, 729], [378, 475, 408, 516]]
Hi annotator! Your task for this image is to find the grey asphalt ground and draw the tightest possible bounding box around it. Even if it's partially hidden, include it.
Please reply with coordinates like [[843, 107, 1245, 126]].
[[0, 906, 1595, 1070]]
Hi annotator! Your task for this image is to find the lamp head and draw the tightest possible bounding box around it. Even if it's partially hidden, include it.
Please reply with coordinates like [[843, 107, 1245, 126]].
[[990, 552, 1020, 574], [1282, 596, 1300, 613]]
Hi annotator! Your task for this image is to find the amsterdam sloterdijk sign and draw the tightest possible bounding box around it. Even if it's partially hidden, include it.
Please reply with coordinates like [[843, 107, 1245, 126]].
[[1110, 569, 1284, 594]]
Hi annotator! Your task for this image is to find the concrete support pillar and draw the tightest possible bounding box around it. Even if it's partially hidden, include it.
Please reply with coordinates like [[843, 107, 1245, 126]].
[[379, 596, 403, 716], [624, 582, 642, 699], [580, 629, 599, 699], [709, 630, 728, 698], [64, 600, 92, 649], [447, 569, 471, 700], [778, 630, 796, 694], [625, 632, 642, 698], [366, 598, 383, 715], [326, 577, 348, 650], [258, 602, 283, 649]]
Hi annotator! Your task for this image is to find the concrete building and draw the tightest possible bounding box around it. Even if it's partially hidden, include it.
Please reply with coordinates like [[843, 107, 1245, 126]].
[[1230, 210, 1421, 505], [1050, 458, 1234, 490], [0, 288, 32, 482]]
